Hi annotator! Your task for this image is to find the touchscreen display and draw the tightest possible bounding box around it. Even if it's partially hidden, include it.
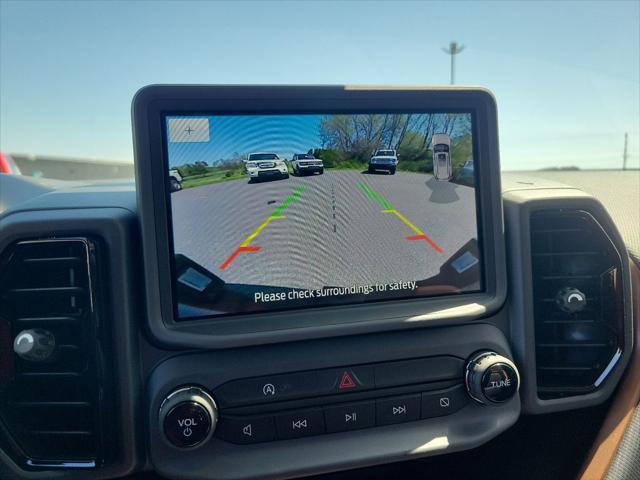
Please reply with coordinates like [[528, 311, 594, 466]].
[[165, 113, 482, 320]]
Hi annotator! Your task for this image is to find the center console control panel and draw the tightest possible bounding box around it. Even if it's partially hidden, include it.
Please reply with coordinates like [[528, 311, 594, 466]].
[[147, 324, 522, 480], [160, 354, 519, 449], [193, 357, 463, 446]]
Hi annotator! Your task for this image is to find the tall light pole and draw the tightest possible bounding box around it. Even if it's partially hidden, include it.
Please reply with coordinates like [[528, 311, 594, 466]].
[[622, 132, 628, 170], [442, 41, 465, 84]]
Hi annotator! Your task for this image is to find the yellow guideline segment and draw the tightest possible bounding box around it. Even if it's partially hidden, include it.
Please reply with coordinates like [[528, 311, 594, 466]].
[[239, 215, 287, 247], [381, 208, 443, 254], [382, 209, 423, 236], [219, 185, 305, 270]]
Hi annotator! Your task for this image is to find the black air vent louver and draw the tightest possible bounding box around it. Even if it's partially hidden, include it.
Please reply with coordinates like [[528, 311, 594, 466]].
[[530, 211, 624, 400], [0, 239, 106, 468]]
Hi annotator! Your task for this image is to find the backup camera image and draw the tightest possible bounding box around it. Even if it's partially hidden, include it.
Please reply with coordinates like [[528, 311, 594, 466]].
[[165, 113, 481, 319]]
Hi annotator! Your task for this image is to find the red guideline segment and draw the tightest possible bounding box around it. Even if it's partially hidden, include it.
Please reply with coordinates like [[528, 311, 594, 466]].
[[219, 245, 261, 270], [406, 234, 444, 254]]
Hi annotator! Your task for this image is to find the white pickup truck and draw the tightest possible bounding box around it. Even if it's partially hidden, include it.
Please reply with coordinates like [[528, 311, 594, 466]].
[[368, 149, 398, 175], [245, 153, 289, 182]]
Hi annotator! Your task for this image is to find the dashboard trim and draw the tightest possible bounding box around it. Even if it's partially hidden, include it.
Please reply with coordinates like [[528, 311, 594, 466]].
[[579, 260, 640, 480]]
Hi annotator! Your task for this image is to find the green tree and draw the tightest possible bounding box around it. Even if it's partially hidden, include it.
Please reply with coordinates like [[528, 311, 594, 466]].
[[177, 163, 208, 177], [451, 134, 473, 168]]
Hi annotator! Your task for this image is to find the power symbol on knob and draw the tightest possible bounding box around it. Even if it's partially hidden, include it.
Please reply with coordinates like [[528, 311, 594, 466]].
[[159, 387, 218, 449]]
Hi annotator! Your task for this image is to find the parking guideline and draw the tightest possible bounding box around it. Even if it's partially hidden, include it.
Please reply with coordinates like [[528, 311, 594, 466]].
[[271, 185, 305, 216], [219, 185, 306, 270], [358, 182, 443, 254], [359, 182, 391, 210], [239, 215, 286, 247]]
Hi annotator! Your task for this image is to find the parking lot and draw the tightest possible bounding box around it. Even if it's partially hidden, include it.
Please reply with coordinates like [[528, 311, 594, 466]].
[[171, 170, 478, 290]]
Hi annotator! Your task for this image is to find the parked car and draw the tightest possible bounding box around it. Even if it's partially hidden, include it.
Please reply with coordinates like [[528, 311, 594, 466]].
[[290, 153, 324, 176], [431, 133, 452, 181], [245, 153, 289, 182], [368, 149, 398, 174], [0, 151, 22, 175], [169, 169, 183, 192]]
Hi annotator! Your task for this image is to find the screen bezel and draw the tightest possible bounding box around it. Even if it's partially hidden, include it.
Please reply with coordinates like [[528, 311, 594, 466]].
[[133, 85, 506, 349]]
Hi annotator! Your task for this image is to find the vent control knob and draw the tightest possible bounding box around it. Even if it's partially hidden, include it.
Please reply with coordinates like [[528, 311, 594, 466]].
[[159, 386, 217, 449], [465, 351, 520, 404], [13, 329, 55, 362], [556, 287, 587, 313]]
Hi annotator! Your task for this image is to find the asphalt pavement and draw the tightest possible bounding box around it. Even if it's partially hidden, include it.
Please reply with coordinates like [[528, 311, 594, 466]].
[[171, 170, 478, 290]]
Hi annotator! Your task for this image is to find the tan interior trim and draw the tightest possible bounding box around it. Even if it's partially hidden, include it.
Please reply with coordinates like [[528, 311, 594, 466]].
[[578, 259, 640, 480]]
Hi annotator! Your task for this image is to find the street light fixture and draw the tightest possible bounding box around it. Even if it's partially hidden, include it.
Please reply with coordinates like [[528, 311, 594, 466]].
[[442, 41, 465, 84]]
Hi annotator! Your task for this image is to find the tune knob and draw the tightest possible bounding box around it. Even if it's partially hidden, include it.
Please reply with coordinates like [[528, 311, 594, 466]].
[[159, 386, 218, 449], [13, 329, 55, 362], [465, 351, 520, 404]]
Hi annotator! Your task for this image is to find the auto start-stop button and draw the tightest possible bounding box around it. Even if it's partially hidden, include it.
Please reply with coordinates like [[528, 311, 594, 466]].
[[163, 401, 212, 448], [481, 363, 519, 403]]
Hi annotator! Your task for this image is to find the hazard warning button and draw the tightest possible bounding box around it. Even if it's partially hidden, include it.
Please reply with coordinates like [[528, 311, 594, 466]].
[[319, 366, 374, 393], [339, 371, 356, 390]]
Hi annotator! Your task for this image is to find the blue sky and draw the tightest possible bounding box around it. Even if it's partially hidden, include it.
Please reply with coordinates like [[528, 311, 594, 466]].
[[166, 113, 471, 166], [1, 0, 639, 170], [167, 115, 324, 166]]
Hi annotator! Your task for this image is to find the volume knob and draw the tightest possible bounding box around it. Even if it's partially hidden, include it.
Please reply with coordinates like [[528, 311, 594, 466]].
[[465, 351, 520, 404], [159, 386, 218, 449]]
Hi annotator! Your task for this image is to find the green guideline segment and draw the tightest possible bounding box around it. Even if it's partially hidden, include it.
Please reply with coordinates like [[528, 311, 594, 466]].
[[219, 184, 306, 270], [358, 182, 392, 210], [272, 184, 306, 217]]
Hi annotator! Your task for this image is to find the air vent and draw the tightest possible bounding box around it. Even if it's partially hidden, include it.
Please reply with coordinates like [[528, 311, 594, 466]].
[[530, 211, 625, 400], [0, 239, 109, 468]]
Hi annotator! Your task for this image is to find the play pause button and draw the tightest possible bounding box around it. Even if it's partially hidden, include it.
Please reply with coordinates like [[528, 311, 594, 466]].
[[324, 401, 375, 432]]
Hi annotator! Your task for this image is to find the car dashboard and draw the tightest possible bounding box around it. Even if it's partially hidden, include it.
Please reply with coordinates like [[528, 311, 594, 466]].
[[0, 86, 638, 480]]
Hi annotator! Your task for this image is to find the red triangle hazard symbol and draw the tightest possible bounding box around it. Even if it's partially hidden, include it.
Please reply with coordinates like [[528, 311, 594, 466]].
[[339, 371, 356, 389]]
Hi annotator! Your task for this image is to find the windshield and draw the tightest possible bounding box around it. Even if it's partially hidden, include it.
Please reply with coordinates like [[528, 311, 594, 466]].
[[0, 1, 638, 180], [375, 151, 395, 157], [248, 154, 278, 161], [297, 154, 315, 160]]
